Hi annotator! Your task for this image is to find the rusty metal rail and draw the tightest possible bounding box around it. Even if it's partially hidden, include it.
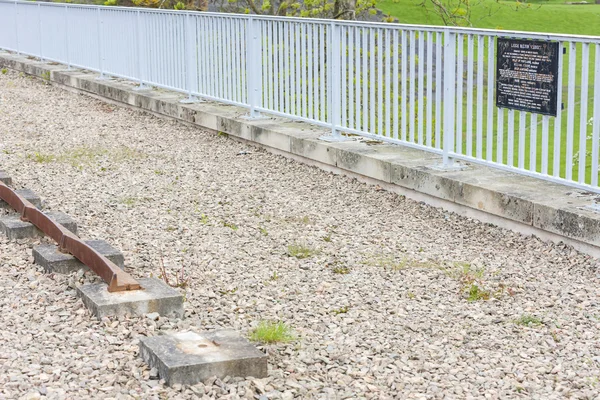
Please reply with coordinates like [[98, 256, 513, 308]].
[[0, 181, 142, 292]]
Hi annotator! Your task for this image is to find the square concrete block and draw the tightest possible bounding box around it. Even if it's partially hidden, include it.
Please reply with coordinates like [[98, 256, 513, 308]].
[[0, 188, 42, 210], [0, 211, 77, 240], [139, 330, 268, 386], [33, 239, 124, 274], [0, 171, 11, 186], [77, 277, 184, 320]]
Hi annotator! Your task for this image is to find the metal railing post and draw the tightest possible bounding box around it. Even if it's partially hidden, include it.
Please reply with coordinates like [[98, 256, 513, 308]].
[[134, 9, 147, 90], [14, 1, 19, 54], [246, 16, 262, 118], [320, 21, 347, 142], [181, 12, 198, 102], [96, 6, 105, 79], [442, 31, 456, 166], [64, 5, 71, 69], [38, 2, 43, 61]]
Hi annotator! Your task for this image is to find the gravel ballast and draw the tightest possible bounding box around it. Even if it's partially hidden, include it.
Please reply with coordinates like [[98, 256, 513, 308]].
[[1, 70, 600, 399]]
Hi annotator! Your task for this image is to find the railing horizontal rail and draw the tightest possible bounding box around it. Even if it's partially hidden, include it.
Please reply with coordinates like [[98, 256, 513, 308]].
[[1, 0, 599, 193]]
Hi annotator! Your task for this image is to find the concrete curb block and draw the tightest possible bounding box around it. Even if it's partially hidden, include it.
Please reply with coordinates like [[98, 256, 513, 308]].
[[3, 52, 600, 256]]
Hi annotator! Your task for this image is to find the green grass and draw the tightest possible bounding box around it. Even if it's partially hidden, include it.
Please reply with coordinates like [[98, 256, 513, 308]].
[[287, 243, 318, 259], [249, 321, 295, 343], [377, 0, 600, 36], [515, 314, 543, 326]]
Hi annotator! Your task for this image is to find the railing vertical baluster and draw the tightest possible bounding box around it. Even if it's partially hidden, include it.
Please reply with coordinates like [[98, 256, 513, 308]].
[[442, 31, 456, 165], [591, 43, 600, 186], [542, 116, 549, 175], [508, 110, 514, 166], [38, 3, 43, 61], [409, 30, 415, 142], [518, 111, 525, 169], [418, 31, 424, 144], [182, 12, 196, 102], [14, 1, 19, 54], [435, 31, 442, 149], [454, 34, 462, 153], [96, 6, 104, 77], [392, 30, 399, 140], [135, 10, 146, 89], [553, 42, 564, 177], [247, 16, 261, 118], [530, 114, 537, 172], [486, 36, 494, 161], [497, 108, 504, 164], [348, 27, 354, 130], [566, 41, 577, 180], [385, 29, 391, 138], [64, 5, 70, 69], [466, 35, 473, 156], [592, 43, 600, 186], [328, 21, 341, 138], [476, 35, 484, 158], [401, 30, 407, 141], [578, 43, 589, 183]]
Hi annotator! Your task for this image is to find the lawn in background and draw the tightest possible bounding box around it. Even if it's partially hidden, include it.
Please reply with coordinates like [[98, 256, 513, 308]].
[[377, 0, 600, 36]]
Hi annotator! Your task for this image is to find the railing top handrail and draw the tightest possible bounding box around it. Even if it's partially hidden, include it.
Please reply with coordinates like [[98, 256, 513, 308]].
[[3, 0, 600, 44]]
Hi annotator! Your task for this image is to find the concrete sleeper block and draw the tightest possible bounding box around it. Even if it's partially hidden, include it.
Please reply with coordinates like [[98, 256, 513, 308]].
[[139, 330, 268, 386], [33, 239, 125, 274], [0, 211, 77, 240], [77, 277, 184, 320], [0, 171, 12, 186], [0, 188, 42, 210]]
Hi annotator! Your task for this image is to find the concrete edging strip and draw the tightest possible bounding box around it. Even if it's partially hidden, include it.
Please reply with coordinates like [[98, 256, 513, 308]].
[[2, 52, 600, 257]]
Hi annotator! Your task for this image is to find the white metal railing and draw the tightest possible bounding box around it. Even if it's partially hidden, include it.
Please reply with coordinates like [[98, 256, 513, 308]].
[[1, 1, 600, 192]]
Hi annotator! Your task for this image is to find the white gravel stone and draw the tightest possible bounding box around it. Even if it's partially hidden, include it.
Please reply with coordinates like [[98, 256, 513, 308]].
[[1, 69, 600, 398]]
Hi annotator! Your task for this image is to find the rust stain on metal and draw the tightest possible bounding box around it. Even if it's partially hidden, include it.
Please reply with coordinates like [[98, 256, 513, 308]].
[[0, 181, 142, 292]]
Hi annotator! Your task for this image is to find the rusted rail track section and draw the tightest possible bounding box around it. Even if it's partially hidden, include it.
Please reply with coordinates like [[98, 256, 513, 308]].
[[0, 181, 142, 292]]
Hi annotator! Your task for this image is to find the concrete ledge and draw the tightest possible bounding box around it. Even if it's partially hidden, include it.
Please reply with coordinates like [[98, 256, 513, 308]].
[[139, 330, 268, 386], [33, 239, 125, 274], [3, 52, 600, 256], [77, 277, 184, 320]]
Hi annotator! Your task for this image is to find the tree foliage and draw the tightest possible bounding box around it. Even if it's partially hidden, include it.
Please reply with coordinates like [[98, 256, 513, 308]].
[[211, 0, 378, 19]]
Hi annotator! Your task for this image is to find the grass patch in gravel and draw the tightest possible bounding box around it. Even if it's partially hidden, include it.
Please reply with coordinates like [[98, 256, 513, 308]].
[[249, 321, 295, 344], [515, 314, 543, 327], [287, 243, 318, 259], [27, 145, 145, 169]]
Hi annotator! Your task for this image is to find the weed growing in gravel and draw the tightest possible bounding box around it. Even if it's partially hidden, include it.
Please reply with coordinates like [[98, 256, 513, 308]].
[[515, 315, 543, 327], [406, 291, 416, 299], [322, 232, 332, 242], [28, 152, 55, 163], [1, 68, 7, 75], [269, 271, 279, 281], [332, 265, 350, 274], [222, 221, 238, 230], [26, 146, 145, 169], [41, 71, 50, 82], [466, 284, 491, 302], [120, 197, 137, 207], [259, 226, 268, 236], [332, 306, 350, 315], [199, 214, 209, 224], [249, 321, 295, 344], [287, 243, 317, 259], [158, 255, 190, 289], [219, 287, 238, 295]]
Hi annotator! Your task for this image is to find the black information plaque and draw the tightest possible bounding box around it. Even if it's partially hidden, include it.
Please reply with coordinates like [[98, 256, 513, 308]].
[[496, 38, 559, 116]]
